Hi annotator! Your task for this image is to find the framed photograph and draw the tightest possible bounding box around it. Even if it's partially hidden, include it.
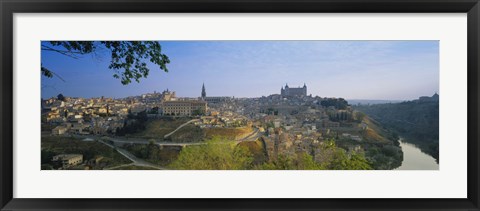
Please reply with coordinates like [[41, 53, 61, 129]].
[[1, 0, 479, 210]]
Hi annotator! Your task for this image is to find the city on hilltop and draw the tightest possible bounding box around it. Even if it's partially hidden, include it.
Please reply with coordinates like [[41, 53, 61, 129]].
[[41, 41, 439, 170], [42, 82, 439, 170]]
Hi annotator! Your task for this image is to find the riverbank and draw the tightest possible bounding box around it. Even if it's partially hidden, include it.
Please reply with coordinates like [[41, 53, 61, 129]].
[[395, 139, 439, 170]]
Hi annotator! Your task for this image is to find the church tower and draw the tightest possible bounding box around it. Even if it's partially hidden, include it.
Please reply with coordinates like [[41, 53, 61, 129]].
[[303, 83, 307, 96], [201, 83, 206, 99]]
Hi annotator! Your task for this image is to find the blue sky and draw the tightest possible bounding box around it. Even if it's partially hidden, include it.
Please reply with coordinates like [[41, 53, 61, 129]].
[[41, 41, 439, 100]]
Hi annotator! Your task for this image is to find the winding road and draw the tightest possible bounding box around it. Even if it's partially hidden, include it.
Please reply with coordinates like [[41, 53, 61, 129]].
[[163, 119, 200, 138], [236, 128, 263, 142], [103, 136, 204, 147], [98, 139, 166, 170], [78, 121, 263, 170]]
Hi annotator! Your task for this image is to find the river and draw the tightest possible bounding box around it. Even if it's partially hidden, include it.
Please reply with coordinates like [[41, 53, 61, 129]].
[[395, 139, 439, 170]]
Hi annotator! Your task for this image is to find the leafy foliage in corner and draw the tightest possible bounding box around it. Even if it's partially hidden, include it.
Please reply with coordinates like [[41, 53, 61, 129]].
[[41, 41, 170, 85]]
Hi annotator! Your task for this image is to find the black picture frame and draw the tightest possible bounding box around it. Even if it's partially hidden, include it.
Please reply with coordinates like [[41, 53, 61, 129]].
[[1, 0, 479, 210]]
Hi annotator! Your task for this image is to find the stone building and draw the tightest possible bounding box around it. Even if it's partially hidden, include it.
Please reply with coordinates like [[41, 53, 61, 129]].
[[204, 96, 233, 104], [281, 83, 307, 98], [161, 89, 177, 102], [200, 83, 233, 104], [52, 154, 83, 168], [162, 100, 207, 116]]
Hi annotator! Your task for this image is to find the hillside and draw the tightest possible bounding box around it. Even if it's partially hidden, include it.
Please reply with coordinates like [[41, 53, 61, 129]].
[[333, 115, 402, 170], [204, 127, 253, 140], [355, 97, 439, 162], [41, 136, 131, 170], [128, 117, 192, 139]]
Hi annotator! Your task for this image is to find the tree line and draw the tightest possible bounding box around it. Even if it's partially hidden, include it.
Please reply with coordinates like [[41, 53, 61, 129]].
[[168, 138, 372, 170]]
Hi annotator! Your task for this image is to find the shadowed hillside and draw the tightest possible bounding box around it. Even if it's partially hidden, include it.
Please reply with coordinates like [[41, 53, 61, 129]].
[[355, 94, 439, 162]]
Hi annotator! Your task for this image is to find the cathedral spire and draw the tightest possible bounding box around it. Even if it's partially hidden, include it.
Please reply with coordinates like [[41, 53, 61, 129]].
[[201, 83, 206, 99]]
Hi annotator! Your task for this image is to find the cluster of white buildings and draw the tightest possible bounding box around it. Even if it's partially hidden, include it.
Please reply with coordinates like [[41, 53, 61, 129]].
[[42, 84, 237, 136], [44, 96, 131, 135]]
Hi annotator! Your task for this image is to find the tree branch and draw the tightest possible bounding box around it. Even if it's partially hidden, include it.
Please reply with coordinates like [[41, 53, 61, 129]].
[[41, 45, 82, 59]]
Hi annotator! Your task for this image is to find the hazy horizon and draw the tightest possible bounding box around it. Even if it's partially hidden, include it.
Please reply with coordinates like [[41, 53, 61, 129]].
[[41, 41, 439, 100], [42, 92, 430, 103]]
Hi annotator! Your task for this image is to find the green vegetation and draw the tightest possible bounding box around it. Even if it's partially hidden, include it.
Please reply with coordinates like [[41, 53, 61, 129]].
[[256, 153, 325, 170], [57, 93, 65, 101], [261, 108, 279, 115], [204, 127, 253, 140], [169, 138, 372, 170], [169, 138, 253, 170], [148, 107, 159, 114], [116, 114, 202, 142], [359, 117, 395, 143], [315, 140, 373, 170], [354, 111, 366, 123], [110, 165, 159, 170], [41, 136, 131, 170], [365, 144, 403, 169], [115, 111, 148, 135], [42, 41, 170, 85], [192, 108, 206, 116], [123, 143, 181, 166], [237, 140, 267, 165], [128, 117, 192, 139], [355, 100, 439, 162], [170, 124, 205, 143], [327, 110, 353, 122], [320, 98, 349, 109], [325, 116, 402, 170], [41, 123, 56, 132]]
